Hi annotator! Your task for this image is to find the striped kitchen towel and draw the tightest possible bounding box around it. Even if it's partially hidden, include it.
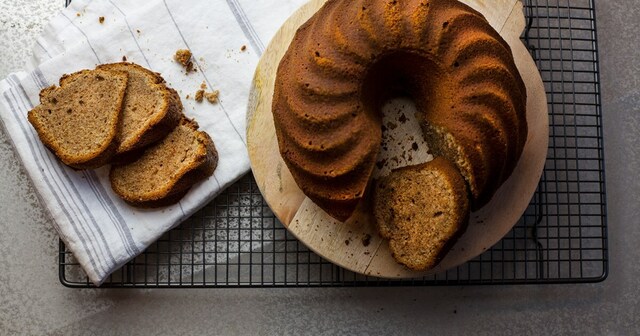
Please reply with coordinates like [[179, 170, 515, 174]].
[[0, 0, 306, 285]]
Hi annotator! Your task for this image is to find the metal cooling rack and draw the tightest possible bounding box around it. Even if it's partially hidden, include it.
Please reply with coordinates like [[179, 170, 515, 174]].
[[59, 0, 608, 287]]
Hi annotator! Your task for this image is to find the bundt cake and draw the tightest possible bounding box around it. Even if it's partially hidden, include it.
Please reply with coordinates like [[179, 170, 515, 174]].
[[272, 0, 527, 221]]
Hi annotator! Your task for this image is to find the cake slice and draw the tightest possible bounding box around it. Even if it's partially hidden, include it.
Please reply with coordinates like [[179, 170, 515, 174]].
[[373, 158, 470, 271], [110, 118, 218, 207], [27, 69, 128, 169], [96, 63, 183, 157]]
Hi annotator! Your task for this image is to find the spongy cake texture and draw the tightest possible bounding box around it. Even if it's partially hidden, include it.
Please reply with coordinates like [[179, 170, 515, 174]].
[[110, 118, 218, 207], [97, 62, 183, 156], [272, 0, 527, 221], [27, 69, 128, 169], [373, 158, 469, 270]]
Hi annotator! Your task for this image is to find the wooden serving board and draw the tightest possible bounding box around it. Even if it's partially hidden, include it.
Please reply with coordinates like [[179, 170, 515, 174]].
[[247, 0, 548, 278]]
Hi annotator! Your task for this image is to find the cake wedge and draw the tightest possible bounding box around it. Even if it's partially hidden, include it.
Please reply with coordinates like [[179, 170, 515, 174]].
[[373, 158, 470, 271]]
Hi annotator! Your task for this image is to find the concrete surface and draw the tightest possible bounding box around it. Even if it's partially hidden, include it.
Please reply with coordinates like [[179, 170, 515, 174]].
[[0, 0, 638, 335]]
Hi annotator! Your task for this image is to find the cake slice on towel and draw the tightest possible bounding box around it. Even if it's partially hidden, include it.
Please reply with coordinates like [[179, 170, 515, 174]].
[[110, 118, 218, 207], [373, 158, 470, 271], [27, 69, 128, 169], [97, 62, 183, 158]]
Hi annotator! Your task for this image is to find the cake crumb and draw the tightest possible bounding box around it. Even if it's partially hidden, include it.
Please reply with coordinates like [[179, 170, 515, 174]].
[[195, 90, 204, 102], [240, 45, 247, 51], [136, 29, 141, 34], [174, 49, 192, 66], [76, 12, 81, 17], [204, 90, 219, 104], [200, 82, 207, 89], [362, 234, 371, 247], [99, 16, 105, 24], [185, 94, 190, 99], [185, 61, 194, 73], [122, 55, 127, 62]]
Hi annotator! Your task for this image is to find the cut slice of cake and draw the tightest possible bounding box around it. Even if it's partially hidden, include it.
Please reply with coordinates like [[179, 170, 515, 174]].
[[27, 69, 128, 169], [96, 63, 183, 157], [110, 118, 218, 207], [373, 158, 470, 271]]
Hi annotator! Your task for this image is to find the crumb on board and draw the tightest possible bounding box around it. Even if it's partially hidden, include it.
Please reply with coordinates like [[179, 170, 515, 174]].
[[122, 55, 127, 62], [76, 12, 81, 17], [185, 94, 190, 99], [200, 82, 207, 90], [136, 29, 141, 34], [204, 90, 219, 104], [195, 90, 204, 102], [240, 45, 247, 52], [99, 16, 105, 24], [174, 49, 192, 66], [362, 234, 371, 247]]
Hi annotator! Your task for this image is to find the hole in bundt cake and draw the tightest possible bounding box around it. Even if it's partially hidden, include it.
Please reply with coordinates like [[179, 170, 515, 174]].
[[443, 21, 449, 28]]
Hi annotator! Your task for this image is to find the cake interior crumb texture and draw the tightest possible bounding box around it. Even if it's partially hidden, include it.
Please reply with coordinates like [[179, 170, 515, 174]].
[[374, 158, 469, 271], [27, 69, 127, 168], [110, 119, 216, 204], [97, 63, 179, 154]]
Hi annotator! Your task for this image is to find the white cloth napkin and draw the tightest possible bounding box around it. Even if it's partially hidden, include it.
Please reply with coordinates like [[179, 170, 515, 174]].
[[0, 0, 306, 285]]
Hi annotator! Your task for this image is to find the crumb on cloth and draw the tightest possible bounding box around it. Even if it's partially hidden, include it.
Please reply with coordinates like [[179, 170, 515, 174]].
[[194, 89, 219, 104], [174, 49, 192, 66], [240, 45, 247, 52], [99, 16, 105, 24], [204, 90, 219, 103], [195, 90, 204, 102]]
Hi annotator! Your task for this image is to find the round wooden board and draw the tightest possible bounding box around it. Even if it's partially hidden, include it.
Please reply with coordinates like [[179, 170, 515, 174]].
[[247, 0, 549, 278]]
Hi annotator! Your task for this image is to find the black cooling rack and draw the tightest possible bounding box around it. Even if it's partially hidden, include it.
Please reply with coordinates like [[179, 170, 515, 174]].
[[59, 0, 608, 287]]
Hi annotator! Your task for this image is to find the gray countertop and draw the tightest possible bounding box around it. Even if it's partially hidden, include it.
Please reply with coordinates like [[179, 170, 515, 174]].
[[1, 0, 638, 334]]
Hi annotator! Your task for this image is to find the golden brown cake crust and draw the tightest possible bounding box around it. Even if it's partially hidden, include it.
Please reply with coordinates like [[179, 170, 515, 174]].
[[27, 69, 128, 169], [272, 0, 527, 221]]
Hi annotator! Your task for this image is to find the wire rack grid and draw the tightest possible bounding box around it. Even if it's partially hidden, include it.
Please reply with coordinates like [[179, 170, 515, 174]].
[[60, 0, 608, 287]]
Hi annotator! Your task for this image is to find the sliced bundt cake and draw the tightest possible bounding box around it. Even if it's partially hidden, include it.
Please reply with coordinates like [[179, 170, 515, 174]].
[[110, 118, 218, 207], [96, 62, 183, 156], [272, 0, 527, 221], [27, 69, 128, 169]]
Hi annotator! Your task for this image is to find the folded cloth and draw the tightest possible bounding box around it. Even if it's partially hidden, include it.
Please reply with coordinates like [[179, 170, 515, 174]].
[[0, 0, 306, 285]]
